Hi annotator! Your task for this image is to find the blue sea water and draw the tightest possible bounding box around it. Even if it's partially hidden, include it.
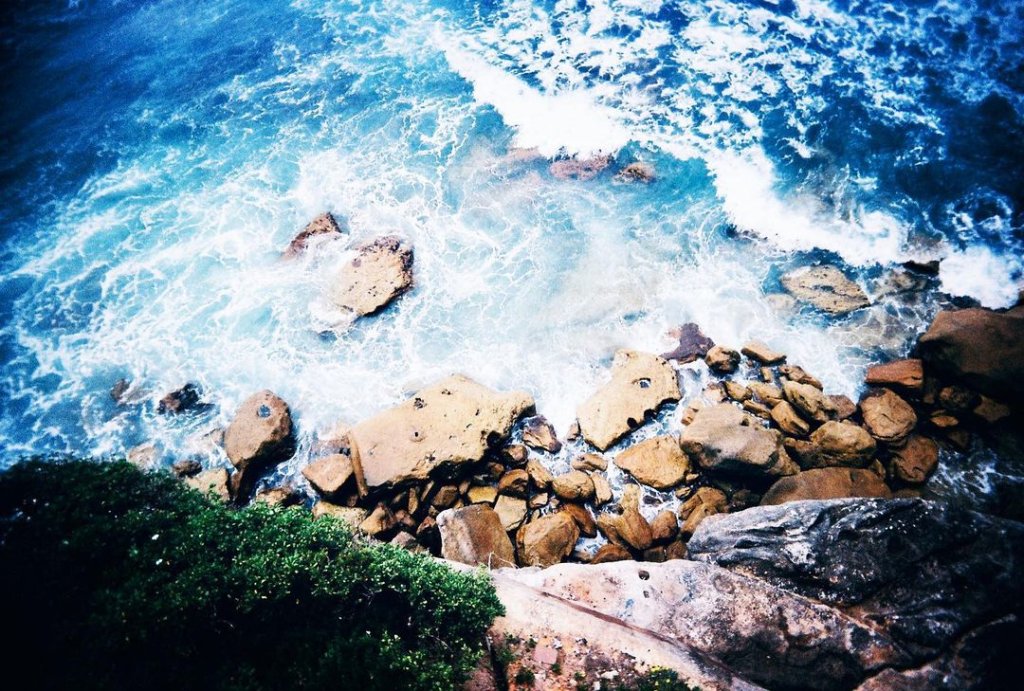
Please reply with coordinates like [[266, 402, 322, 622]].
[[1, 0, 1022, 485]]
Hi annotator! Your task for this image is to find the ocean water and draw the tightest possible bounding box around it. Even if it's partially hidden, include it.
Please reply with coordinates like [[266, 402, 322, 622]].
[[1, 0, 1022, 482]]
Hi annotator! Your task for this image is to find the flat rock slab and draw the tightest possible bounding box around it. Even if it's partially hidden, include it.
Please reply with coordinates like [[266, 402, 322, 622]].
[[781, 265, 870, 315], [614, 434, 690, 489], [348, 375, 534, 489], [688, 498, 1024, 662], [577, 350, 681, 451], [331, 235, 413, 317]]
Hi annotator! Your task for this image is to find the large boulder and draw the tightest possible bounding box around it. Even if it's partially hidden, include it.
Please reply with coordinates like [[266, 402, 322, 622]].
[[805, 421, 877, 468], [688, 498, 1024, 665], [917, 306, 1024, 402], [760, 468, 891, 505], [576, 350, 680, 450], [331, 235, 413, 317], [437, 504, 516, 569], [301, 453, 353, 496], [780, 265, 870, 315], [516, 512, 580, 567], [613, 435, 690, 489], [348, 375, 533, 489], [859, 388, 917, 444], [223, 390, 296, 474], [680, 403, 798, 479]]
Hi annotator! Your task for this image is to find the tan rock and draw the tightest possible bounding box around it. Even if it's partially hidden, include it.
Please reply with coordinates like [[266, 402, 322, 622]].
[[723, 380, 751, 402], [590, 473, 613, 506], [650, 510, 679, 544], [517, 512, 580, 567], [749, 382, 783, 406], [528, 492, 549, 510], [253, 485, 302, 507], [780, 265, 870, 315], [680, 403, 798, 479], [561, 502, 598, 538], [551, 471, 595, 501], [571, 452, 608, 472], [301, 453, 353, 496], [127, 443, 159, 470], [679, 487, 728, 536], [467, 485, 498, 505], [331, 235, 413, 317], [224, 390, 295, 472], [889, 434, 939, 484], [590, 543, 633, 564], [613, 435, 690, 490], [348, 375, 533, 489], [806, 421, 877, 468], [830, 394, 857, 420], [705, 345, 741, 373], [930, 413, 959, 429], [782, 379, 837, 424], [865, 359, 924, 394], [860, 388, 917, 444], [742, 399, 772, 419], [184, 468, 231, 502], [778, 365, 822, 389], [679, 400, 705, 425], [312, 502, 367, 528], [525, 458, 553, 489], [576, 350, 680, 450], [770, 401, 811, 437], [741, 341, 786, 365], [283, 211, 344, 258], [359, 504, 396, 536], [438, 504, 516, 568], [521, 415, 561, 453], [502, 443, 529, 466], [494, 495, 528, 531], [761, 468, 892, 505], [497, 469, 530, 497], [616, 485, 653, 551]]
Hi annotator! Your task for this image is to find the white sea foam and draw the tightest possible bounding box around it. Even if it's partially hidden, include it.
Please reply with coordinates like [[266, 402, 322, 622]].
[[940, 246, 1023, 309]]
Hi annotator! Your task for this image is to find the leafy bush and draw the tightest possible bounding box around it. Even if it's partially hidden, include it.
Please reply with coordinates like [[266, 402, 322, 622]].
[[0, 459, 503, 691]]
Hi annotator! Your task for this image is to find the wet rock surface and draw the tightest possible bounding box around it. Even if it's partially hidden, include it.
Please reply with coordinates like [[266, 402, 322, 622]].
[[282, 211, 345, 258], [681, 403, 798, 479], [761, 467, 891, 504], [781, 265, 870, 315], [331, 235, 413, 317]]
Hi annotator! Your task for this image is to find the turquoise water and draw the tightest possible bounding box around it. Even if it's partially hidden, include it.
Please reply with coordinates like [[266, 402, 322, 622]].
[[1, 0, 1022, 467]]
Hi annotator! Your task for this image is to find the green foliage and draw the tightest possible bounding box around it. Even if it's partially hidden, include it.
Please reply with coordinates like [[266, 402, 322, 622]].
[[0, 459, 503, 691], [514, 666, 536, 686], [628, 667, 697, 691]]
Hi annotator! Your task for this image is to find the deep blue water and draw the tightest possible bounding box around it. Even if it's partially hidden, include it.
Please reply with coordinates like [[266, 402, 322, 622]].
[[1, 0, 1022, 484]]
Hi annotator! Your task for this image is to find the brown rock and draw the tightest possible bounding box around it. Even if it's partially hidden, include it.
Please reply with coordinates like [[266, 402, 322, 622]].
[[680, 403, 798, 479], [497, 469, 530, 497], [782, 379, 837, 424], [679, 487, 728, 536], [590, 543, 632, 564], [937, 385, 979, 414], [301, 453, 353, 496], [749, 382, 783, 405], [770, 401, 811, 437], [805, 421, 877, 468], [253, 485, 302, 507], [705, 345, 741, 373], [467, 485, 498, 505], [171, 459, 202, 478], [666, 539, 688, 560], [525, 458, 554, 489], [184, 468, 231, 502], [571, 452, 608, 472], [742, 399, 772, 419], [741, 341, 786, 365], [973, 396, 1011, 424], [494, 495, 528, 531], [661, 323, 714, 363], [503, 443, 529, 466], [348, 375, 533, 489], [650, 510, 679, 544], [679, 400, 705, 425], [918, 306, 1024, 401], [517, 512, 580, 567], [431, 484, 460, 509], [723, 380, 751, 402], [889, 435, 939, 484], [780, 265, 870, 315], [312, 502, 367, 527], [617, 505, 653, 552], [929, 413, 959, 429], [438, 504, 516, 568], [551, 471, 595, 502], [778, 365, 823, 389], [283, 211, 344, 258], [223, 390, 295, 477], [521, 415, 562, 453], [561, 502, 598, 538], [865, 359, 924, 394], [829, 394, 857, 420], [860, 388, 917, 444], [359, 504, 396, 536], [528, 492, 549, 510], [331, 235, 413, 317], [576, 349, 681, 450], [613, 435, 690, 490], [761, 468, 892, 505], [590, 473, 613, 506], [615, 161, 656, 183]]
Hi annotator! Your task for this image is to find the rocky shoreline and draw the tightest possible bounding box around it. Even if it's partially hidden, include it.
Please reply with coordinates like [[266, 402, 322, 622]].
[[114, 210, 1022, 689]]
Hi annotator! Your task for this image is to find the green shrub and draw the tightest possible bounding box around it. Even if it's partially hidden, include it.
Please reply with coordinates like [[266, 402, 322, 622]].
[[0, 459, 503, 691]]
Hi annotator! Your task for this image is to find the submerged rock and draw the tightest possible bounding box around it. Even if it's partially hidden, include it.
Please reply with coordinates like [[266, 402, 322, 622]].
[[613, 435, 690, 489], [576, 350, 680, 450], [781, 265, 870, 315], [347, 375, 533, 489], [614, 161, 655, 183], [680, 403, 798, 479], [282, 211, 345, 258], [331, 235, 413, 318], [157, 383, 206, 415], [437, 504, 516, 569], [760, 468, 891, 504], [918, 306, 1024, 402], [549, 155, 612, 181]]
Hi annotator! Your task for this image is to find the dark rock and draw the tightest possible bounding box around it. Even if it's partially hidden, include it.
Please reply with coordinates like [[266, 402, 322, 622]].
[[521, 415, 562, 453], [662, 323, 714, 363], [157, 383, 206, 415], [171, 459, 203, 478]]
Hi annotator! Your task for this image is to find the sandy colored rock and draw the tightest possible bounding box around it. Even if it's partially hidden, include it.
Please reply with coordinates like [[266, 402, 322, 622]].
[[301, 453, 353, 496], [590, 543, 633, 564], [806, 421, 877, 469], [770, 401, 811, 436], [778, 364, 823, 389], [705, 345, 740, 373], [497, 468, 530, 497], [889, 435, 939, 484], [359, 504, 396, 536], [525, 458, 553, 489], [590, 473, 613, 506], [502, 443, 529, 466], [617, 485, 654, 551], [438, 504, 516, 568], [571, 452, 608, 471], [782, 379, 837, 424], [761, 468, 892, 505], [551, 470, 595, 501], [521, 415, 561, 453], [253, 485, 302, 507], [331, 235, 413, 317], [613, 435, 690, 489], [561, 502, 597, 538], [467, 485, 498, 505], [283, 211, 344, 258], [681, 403, 798, 479], [679, 487, 728, 536], [741, 341, 786, 365], [781, 265, 870, 315], [224, 390, 296, 478], [184, 468, 230, 502], [679, 400, 705, 425], [348, 375, 533, 489], [860, 388, 917, 444], [312, 502, 367, 527], [749, 382, 783, 406], [494, 494, 528, 531], [723, 380, 751, 402], [865, 359, 924, 394], [576, 349, 681, 450], [516, 512, 580, 567]]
